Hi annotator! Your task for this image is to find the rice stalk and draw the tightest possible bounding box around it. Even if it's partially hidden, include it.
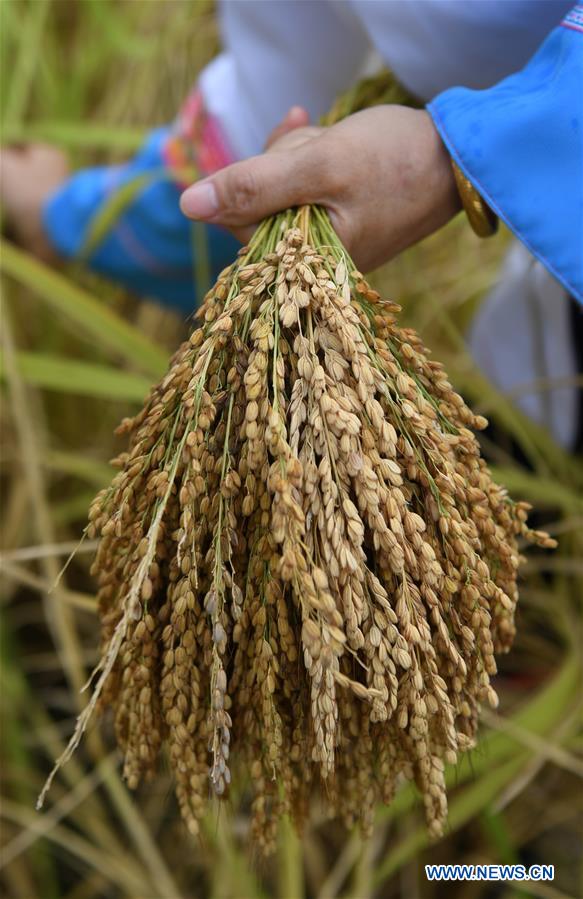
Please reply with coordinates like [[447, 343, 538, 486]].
[[39, 194, 555, 848]]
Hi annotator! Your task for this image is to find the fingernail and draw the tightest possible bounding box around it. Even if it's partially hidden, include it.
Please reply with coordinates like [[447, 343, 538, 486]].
[[289, 105, 309, 122], [180, 181, 219, 219]]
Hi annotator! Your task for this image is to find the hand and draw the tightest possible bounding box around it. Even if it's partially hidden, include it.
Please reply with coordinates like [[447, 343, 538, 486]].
[[179, 105, 461, 272], [0, 144, 69, 262]]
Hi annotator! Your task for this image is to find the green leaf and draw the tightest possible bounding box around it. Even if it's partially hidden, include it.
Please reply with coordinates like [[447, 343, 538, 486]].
[[1, 121, 147, 151], [480, 808, 518, 865], [75, 167, 198, 262], [2, 0, 51, 127], [77, 172, 158, 262], [45, 450, 112, 488], [86, 0, 161, 59], [0, 350, 152, 402], [489, 465, 583, 513], [53, 491, 101, 525], [0, 241, 168, 377]]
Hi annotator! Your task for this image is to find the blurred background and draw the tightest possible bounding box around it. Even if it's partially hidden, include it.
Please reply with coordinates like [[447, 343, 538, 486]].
[[1, 2, 581, 897]]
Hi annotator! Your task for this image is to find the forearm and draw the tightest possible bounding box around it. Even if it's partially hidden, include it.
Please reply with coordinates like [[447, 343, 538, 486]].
[[44, 105, 240, 311]]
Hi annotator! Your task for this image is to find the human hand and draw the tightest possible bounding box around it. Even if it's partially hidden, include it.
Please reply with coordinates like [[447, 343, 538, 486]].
[[0, 144, 69, 262], [180, 105, 460, 272]]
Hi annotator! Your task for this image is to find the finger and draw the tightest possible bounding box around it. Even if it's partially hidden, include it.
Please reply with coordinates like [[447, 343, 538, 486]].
[[266, 125, 323, 156], [180, 144, 326, 227], [265, 106, 310, 149]]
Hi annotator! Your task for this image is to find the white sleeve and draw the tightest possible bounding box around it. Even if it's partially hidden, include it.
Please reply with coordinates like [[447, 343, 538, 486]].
[[199, 0, 370, 159], [198, 0, 572, 158], [348, 0, 573, 99]]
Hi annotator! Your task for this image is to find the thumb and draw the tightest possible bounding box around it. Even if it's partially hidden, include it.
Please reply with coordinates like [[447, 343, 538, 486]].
[[179, 146, 322, 229]]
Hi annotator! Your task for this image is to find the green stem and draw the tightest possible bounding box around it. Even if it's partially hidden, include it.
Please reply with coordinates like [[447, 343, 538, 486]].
[[277, 817, 304, 899]]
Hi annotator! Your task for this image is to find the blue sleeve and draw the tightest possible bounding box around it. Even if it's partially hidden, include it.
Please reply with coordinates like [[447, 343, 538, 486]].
[[428, 7, 583, 305], [42, 126, 240, 313]]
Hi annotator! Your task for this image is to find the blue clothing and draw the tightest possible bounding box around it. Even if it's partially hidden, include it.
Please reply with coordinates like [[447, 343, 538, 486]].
[[428, 6, 583, 305], [43, 127, 240, 312]]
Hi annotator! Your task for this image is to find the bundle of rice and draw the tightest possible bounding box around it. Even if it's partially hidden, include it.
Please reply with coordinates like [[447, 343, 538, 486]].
[[40, 79, 554, 851]]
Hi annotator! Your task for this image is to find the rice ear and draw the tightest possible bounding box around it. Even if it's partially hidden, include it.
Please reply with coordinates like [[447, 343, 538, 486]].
[[39, 204, 554, 850]]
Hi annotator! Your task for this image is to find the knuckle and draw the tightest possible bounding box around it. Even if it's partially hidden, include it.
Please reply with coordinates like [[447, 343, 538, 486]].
[[309, 142, 344, 197], [224, 164, 261, 217]]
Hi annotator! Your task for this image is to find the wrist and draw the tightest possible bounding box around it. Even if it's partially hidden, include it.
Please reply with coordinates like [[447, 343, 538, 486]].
[[418, 110, 461, 232]]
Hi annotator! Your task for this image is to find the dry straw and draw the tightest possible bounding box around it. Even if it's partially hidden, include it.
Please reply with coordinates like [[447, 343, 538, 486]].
[[39, 76, 555, 850]]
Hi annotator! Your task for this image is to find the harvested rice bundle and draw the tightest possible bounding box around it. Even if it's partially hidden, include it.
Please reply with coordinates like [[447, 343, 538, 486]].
[[39, 78, 554, 850], [40, 207, 553, 848]]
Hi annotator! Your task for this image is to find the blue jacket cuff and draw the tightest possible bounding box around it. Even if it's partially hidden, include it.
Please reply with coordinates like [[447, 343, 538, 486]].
[[428, 18, 583, 305]]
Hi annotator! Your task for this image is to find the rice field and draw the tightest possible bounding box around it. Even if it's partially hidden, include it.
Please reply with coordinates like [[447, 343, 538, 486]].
[[1, 2, 582, 898]]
